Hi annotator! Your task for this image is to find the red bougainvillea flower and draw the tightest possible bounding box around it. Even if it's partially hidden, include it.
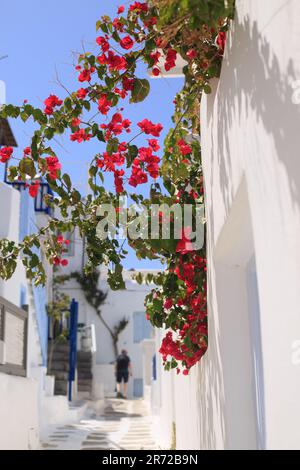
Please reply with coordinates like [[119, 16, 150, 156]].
[[71, 118, 81, 128], [78, 67, 95, 83], [122, 77, 135, 91], [150, 50, 161, 65], [216, 31, 227, 54], [164, 48, 177, 71], [144, 17, 157, 28], [107, 51, 127, 71], [177, 138, 192, 155], [44, 95, 63, 115], [0, 146, 13, 163], [112, 18, 125, 32], [52, 257, 68, 267], [186, 49, 197, 60], [176, 227, 194, 254], [119, 35, 134, 50], [128, 161, 148, 187], [152, 67, 160, 77], [129, 2, 148, 13], [45, 156, 61, 180], [28, 180, 40, 198], [114, 169, 125, 193], [147, 139, 160, 151], [100, 112, 131, 138], [96, 36, 110, 52], [70, 128, 92, 143], [137, 119, 163, 137], [164, 298, 173, 310], [98, 94, 112, 115], [56, 235, 64, 244], [117, 5, 125, 14], [76, 88, 88, 100], [23, 146, 31, 157]]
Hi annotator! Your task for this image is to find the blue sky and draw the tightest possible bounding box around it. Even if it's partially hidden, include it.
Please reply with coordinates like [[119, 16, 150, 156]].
[[0, 0, 183, 269]]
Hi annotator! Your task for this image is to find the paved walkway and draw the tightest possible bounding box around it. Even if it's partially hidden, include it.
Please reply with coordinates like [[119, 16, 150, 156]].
[[40, 398, 158, 450]]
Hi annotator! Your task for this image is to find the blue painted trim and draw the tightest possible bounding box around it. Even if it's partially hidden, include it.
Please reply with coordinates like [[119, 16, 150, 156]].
[[68, 299, 78, 402]]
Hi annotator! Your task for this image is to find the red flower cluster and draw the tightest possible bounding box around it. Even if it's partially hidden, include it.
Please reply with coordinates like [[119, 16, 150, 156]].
[[96, 141, 128, 193], [186, 49, 197, 60], [119, 35, 134, 50], [45, 156, 61, 180], [114, 169, 125, 193], [70, 128, 92, 143], [128, 145, 160, 187], [78, 66, 95, 83], [100, 112, 131, 139], [129, 2, 148, 13], [96, 36, 110, 52], [0, 146, 13, 163], [23, 147, 31, 157], [128, 161, 148, 187], [176, 227, 194, 254], [97, 50, 127, 72], [159, 252, 207, 372], [76, 88, 88, 100], [138, 146, 160, 178], [137, 119, 163, 137], [28, 180, 40, 198], [164, 49, 177, 71], [57, 235, 70, 247], [44, 95, 63, 115], [177, 138, 192, 156], [97, 94, 112, 115], [52, 256, 68, 267], [216, 31, 226, 54]]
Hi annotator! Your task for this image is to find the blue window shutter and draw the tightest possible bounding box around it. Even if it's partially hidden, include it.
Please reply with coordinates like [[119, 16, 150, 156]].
[[133, 311, 152, 343], [133, 378, 143, 397]]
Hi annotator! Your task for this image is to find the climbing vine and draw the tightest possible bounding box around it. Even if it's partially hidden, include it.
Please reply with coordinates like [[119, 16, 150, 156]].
[[0, 1, 234, 373]]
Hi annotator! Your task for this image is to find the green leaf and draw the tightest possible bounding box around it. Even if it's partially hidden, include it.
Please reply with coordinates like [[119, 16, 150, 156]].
[[127, 145, 138, 167], [62, 173, 72, 191], [106, 138, 119, 155], [203, 84, 212, 94], [19, 158, 36, 178], [130, 78, 150, 103]]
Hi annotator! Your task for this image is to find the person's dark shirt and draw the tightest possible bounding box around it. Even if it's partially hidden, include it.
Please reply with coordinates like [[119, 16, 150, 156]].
[[116, 353, 130, 371]]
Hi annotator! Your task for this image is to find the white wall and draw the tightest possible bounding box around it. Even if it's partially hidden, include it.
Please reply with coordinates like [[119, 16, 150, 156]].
[[154, 0, 300, 450], [0, 183, 23, 305], [0, 372, 39, 449]]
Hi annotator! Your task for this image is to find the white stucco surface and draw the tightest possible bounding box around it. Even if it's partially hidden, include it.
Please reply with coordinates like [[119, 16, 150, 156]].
[[153, 0, 300, 450], [0, 372, 39, 449]]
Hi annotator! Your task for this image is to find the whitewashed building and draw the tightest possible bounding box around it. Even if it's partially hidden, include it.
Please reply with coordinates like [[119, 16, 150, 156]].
[[149, 0, 300, 450]]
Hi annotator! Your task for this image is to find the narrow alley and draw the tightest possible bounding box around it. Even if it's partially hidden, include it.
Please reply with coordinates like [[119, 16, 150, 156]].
[[40, 398, 159, 451]]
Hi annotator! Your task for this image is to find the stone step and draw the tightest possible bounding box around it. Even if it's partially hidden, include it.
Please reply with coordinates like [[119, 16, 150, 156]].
[[51, 361, 70, 372], [78, 378, 92, 386], [77, 362, 91, 371], [54, 380, 68, 395], [51, 351, 69, 361], [52, 342, 70, 353], [78, 371, 93, 380], [77, 351, 92, 360], [50, 371, 69, 381], [78, 383, 92, 392]]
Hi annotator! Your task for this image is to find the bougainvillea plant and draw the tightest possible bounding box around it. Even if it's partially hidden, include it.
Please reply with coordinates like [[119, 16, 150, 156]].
[[0, 0, 234, 373]]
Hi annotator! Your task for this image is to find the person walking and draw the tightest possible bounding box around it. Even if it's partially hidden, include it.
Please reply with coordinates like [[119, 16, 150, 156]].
[[115, 349, 132, 399]]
